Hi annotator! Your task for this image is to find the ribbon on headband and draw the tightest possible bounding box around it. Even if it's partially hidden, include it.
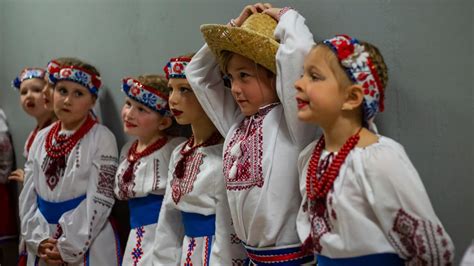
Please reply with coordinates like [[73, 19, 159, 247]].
[[48, 63, 101, 95], [323, 35, 385, 122], [12, 68, 46, 89], [164, 57, 192, 79], [121, 78, 170, 116]]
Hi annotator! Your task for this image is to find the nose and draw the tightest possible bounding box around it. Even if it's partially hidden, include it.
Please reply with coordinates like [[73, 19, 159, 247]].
[[168, 90, 178, 106], [230, 80, 241, 95], [294, 76, 304, 93]]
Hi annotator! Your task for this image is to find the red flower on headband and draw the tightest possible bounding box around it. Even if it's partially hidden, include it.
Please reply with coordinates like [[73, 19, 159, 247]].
[[131, 86, 140, 96], [91, 75, 101, 89], [173, 63, 184, 74], [62, 69, 72, 78], [336, 41, 354, 60], [357, 72, 369, 81]]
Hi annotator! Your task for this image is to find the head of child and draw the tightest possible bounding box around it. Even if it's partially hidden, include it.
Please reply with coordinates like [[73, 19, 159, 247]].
[[44, 57, 82, 111], [13, 68, 53, 124], [201, 13, 279, 116], [294, 35, 388, 132], [48, 59, 101, 131], [121, 75, 172, 144], [166, 53, 214, 130]]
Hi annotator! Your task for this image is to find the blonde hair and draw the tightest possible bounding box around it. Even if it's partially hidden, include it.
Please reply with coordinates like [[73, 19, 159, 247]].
[[137, 74, 169, 96], [220, 50, 274, 79]]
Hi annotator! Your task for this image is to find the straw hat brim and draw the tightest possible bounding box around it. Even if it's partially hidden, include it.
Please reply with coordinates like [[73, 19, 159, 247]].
[[201, 24, 279, 74]]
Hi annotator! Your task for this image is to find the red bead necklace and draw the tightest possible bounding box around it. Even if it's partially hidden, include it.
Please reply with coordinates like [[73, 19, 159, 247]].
[[45, 115, 97, 158], [306, 128, 362, 202], [174, 131, 222, 180], [121, 136, 169, 184]]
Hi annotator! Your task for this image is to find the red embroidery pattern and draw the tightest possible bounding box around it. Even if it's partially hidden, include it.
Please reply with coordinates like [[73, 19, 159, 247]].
[[388, 209, 453, 265], [97, 157, 117, 198], [171, 151, 204, 204], [117, 161, 140, 199], [185, 237, 197, 266], [224, 104, 277, 191], [230, 233, 242, 244], [152, 159, 160, 191], [203, 236, 210, 266], [232, 259, 247, 266], [131, 226, 145, 266]]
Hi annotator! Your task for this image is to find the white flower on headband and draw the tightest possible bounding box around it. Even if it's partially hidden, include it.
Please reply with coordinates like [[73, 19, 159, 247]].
[[341, 43, 369, 69]]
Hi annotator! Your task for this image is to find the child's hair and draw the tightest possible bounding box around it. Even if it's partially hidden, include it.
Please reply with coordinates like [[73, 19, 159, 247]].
[[137, 74, 169, 96], [220, 50, 274, 78], [70, 60, 100, 77], [54, 57, 82, 68]]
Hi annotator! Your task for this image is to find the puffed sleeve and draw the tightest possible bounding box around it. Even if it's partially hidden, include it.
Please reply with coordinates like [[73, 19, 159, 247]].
[[56, 128, 118, 263], [274, 9, 318, 148], [359, 139, 454, 265], [186, 44, 244, 137], [153, 149, 184, 266]]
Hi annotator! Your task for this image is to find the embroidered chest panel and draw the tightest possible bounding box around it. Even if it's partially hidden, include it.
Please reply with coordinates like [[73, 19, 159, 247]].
[[117, 161, 140, 199], [171, 150, 205, 204], [224, 104, 277, 191]]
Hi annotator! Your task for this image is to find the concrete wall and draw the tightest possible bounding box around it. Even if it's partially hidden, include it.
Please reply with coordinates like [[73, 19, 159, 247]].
[[0, 0, 472, 263]]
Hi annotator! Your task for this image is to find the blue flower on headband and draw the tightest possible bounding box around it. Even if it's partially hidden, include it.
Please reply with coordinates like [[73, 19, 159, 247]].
[[142, 93, 158, 106], [74, 71, 90, 85]]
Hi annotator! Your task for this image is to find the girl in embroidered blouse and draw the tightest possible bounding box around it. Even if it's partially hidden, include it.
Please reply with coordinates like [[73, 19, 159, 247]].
[[186, 3, 318, 265], [294, 35, 454, 265], [114, 74, 185, 265], [19, 59, 120, 265], [153, 54, 246, 265]]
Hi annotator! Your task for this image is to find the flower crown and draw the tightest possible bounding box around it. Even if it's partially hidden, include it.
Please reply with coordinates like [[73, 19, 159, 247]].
[[47, 61, 101, 95], [164, 57, 192, 79], [12, 68, 46, 89], [323, 35, 385, 122], [121, 77, 170, 116]]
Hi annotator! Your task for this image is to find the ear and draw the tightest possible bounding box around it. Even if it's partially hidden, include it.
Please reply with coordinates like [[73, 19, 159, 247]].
[[158, 116, 173, 131], [341, 84, 364, 111]]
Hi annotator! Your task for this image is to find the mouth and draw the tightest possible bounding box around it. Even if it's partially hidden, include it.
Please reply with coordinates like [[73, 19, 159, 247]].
[[26, 102, 35, 108], [124, 121, 137, 128], [171, 108, 183, 117], [61, 108, 71, 113], [296, 97, 309, 110], [43, 96, 50, 104]]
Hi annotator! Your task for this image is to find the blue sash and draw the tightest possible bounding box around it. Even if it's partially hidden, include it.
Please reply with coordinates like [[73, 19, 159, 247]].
[[317, 253, 404, 266], [181, 212, 216, 237], [37, 195, 86, 224], [245, 244, 314, 265], [128, 194, 164, 228]]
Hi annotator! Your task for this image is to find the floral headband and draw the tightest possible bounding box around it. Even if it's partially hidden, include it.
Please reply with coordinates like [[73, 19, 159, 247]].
[[48, 63, 101, 95], [12, 68, 46, 89], [323, 35, 385, 122], [164, 57, 192, 79], [121, 78, 170, 116]]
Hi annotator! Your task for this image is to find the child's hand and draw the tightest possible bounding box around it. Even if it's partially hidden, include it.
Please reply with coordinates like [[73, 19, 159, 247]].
[[8, 168, 24, 183], [38, 238, 56, 260], [233, 3, 272, 27], [262, 8, 283, 21], [44, 243, 64, 265]]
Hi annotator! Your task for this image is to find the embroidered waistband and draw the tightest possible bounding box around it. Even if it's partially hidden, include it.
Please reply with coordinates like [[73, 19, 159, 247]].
[[244, 243, 314, 265], [37, 194, 86, 224], [181, 212, 216, 237], [129, 194, 164, 228], [317, 253, 404, 266]]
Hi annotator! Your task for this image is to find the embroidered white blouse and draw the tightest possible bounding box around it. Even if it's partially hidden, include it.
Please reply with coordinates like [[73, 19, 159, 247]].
[[153, 142, 246, 265], [296, 136, 455, 265], [186, 10, 318, 248], [19, 123, 120, 265]]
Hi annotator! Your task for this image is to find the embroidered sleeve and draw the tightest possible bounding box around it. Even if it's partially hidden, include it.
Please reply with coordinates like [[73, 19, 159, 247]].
[[56, 130, 118, 264], [274, 9, 319, 148], [153, 161, 184, 265], [186, 44, 243, 137], [0, 132, 14, 183], [362, 144, 454, 265], [209, 164, 247, 264], [19, 135, 51, 256]]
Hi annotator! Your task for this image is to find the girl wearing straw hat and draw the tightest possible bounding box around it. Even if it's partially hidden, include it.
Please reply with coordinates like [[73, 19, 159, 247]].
[[187, 3, 318, 265], [153, 54, 246, 265]]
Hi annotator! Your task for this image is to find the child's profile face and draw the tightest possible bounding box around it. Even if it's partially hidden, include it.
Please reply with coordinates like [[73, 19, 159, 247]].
[[226, 53, 278, 116], [19, 78, 49, 119], [42, 75, 54, 111], [53, 80, 95, 130], [168, 78, 207, 126], [121, 97, 165, 139], [294, 47, 346, 126]]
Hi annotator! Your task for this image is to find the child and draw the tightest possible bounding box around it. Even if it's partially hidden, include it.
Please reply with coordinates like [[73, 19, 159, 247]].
[[19, 59, 121, 265], [186, 4, 317, 264], [294, 35, 454, 265], [115, 74, 185, 265], [153, 55, 246, 265], [9, 67, 56, 183]]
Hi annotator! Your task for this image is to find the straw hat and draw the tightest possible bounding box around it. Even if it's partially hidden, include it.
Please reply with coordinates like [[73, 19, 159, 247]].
[[201, 13, 279, 74]]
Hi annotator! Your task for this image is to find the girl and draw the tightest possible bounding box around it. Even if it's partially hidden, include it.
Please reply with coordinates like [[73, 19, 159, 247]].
[[9, 67, 56, 182], [115, 74, 185, 265], [294, 35, 454, 265], [186, 4, 317, 264], [19, 59, 121, 265], [153, 55, 246, 265]]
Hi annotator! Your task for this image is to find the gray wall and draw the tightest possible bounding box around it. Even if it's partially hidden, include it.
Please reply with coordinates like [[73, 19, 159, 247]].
[[1, 0, 472, 263]]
